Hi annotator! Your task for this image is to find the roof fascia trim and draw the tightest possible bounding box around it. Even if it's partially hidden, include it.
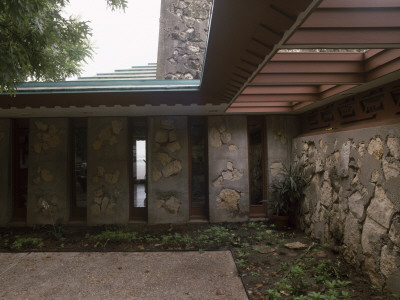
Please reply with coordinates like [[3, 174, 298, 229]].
[[10, 79, 201, 95]]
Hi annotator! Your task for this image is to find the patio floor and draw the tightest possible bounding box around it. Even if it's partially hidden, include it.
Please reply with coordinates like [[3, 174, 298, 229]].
[[0, 251, 248, 299]]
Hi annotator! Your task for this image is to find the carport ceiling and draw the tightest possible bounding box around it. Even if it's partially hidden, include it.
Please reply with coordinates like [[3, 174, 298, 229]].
[[201, 0, 400, 113]]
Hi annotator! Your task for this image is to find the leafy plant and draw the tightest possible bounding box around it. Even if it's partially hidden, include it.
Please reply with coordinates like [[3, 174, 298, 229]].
[[270, 162, 310, 216], [11, 237, 44, 250], [86, 230, 138, 244], [235, 258, 246, 269]]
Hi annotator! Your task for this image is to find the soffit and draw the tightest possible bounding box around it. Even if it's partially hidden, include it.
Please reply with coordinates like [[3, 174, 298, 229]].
[[200, 0, 316, 105], [223, 0, 400, 113]]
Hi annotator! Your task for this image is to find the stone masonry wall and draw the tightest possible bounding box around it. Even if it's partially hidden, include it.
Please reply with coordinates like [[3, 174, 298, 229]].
[[27, 118, 69, 225], [87, 118, 129, 225], [208, 116, 249, 222], [147, 117, 189, 223], [157, 0, 212, 79], [0, 119, 11, 226], [293, 123, 400, 293]]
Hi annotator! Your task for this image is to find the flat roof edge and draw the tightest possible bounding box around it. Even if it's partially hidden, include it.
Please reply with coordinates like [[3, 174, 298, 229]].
[[8, 79, 200, 95]]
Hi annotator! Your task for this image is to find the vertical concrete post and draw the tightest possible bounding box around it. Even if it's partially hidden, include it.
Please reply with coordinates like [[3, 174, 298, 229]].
[[0, 119, 11, 226], [27, 118, 69, 225], [208, 116, 249, 222], [87, 117, 129, 225], [266, 115, 300, 214], [147, 116, 189, 224]]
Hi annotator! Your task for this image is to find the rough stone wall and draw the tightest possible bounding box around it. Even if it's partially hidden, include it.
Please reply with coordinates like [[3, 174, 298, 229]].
[[208, 116, 249, 222], [293, 123, 400, 293], [266, 116, 300, 216], [87, 118, 129, 225], [0, 119, 11, 226], [27, 119, 69, 225], [147, 117, 189, 223], [156, 0, 212, 79]]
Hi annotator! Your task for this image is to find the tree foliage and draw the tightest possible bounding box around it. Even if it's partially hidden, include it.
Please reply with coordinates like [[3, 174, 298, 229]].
[[0, 0, 127, 94]]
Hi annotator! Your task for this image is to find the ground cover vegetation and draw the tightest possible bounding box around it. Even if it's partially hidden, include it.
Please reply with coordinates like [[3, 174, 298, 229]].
[[0, 222, 398, 300]]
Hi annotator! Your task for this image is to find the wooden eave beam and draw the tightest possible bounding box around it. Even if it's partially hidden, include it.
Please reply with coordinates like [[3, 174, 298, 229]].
[[230, 102, 292, 107], [366, 58, 400, 82], [242, 85, 319, 94], [292, 101, 315, 111], [251, 73, 364, 85], [301, 8, 400, 28], [319, 0, 400, 9], [272, 52, 363, 62], [364, 49, 400, 72], [226, 106, 293, 113], [319, 84, 358, 99], [236, 94, 318, 102], [261, 60, 363, 73], [285, 28, 400, 48]]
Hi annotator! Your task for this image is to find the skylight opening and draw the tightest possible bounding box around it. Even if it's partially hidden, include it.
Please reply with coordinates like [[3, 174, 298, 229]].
[[278, 49, 369, 53]]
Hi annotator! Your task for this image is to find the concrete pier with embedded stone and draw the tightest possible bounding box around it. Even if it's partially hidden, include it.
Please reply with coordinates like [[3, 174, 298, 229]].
[[208, 116, 249, 222], [147, 117, 189, 223], [27, 119, 69, 225], [87, 117, 130, 225]]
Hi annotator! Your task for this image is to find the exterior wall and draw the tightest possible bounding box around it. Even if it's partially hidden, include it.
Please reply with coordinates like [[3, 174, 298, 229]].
[[266, 115, 300, 215], [208, 116, 249, 222], [0, 119, 11, 226], [147, 116, 189, 224], [156, 0, 212, 79], [293, 123, 400, 292], [87, 117, 129, 225], [27, 118, 69, 225]]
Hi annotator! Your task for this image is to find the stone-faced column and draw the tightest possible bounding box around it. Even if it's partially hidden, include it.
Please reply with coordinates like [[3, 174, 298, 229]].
[[27, 118, 69, 225], [87, 118, 129, 225], [147, 117, 189, 224], [0, 119, 11, 226], [208, 116, 249, 222]]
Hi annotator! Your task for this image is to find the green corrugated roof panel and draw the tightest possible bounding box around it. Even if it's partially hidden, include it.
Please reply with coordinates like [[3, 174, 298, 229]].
[[11, 63, 200, 94]]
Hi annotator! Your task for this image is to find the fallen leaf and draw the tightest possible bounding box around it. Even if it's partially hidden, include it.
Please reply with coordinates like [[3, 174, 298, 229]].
[[280, 290, 289, 296], [216, 289, 225, 295], [284, 241, 307, 249]]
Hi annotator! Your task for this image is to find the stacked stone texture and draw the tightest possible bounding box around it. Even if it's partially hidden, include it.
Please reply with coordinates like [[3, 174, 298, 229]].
[[157, 0, 212, 79], [293, 124, 400, 293]]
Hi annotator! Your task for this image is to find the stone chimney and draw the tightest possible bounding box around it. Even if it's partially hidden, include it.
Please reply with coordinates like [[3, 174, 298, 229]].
[[156, 0, 212, 80]]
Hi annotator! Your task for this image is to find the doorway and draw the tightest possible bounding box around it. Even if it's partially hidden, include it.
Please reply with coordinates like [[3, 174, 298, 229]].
[[12, 119, 29, 221], [70, 118, 87, 221], [248, 116, 267, 217], [189, 117, 209, 220]]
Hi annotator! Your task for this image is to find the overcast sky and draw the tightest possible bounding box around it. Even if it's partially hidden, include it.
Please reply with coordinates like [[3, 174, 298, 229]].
[[64, 0, 161, 79]]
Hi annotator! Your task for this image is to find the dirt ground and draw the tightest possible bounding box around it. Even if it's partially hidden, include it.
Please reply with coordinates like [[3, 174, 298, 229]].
[[0, 222, 398, 300]]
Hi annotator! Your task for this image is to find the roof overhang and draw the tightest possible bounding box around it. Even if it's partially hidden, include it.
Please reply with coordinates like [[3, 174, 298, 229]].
[[1, 0, 400, 117], [212, 0, 400, 113]]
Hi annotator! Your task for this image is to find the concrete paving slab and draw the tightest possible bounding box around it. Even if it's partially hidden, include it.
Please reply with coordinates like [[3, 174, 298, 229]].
[[0, 251, 248, 299]]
